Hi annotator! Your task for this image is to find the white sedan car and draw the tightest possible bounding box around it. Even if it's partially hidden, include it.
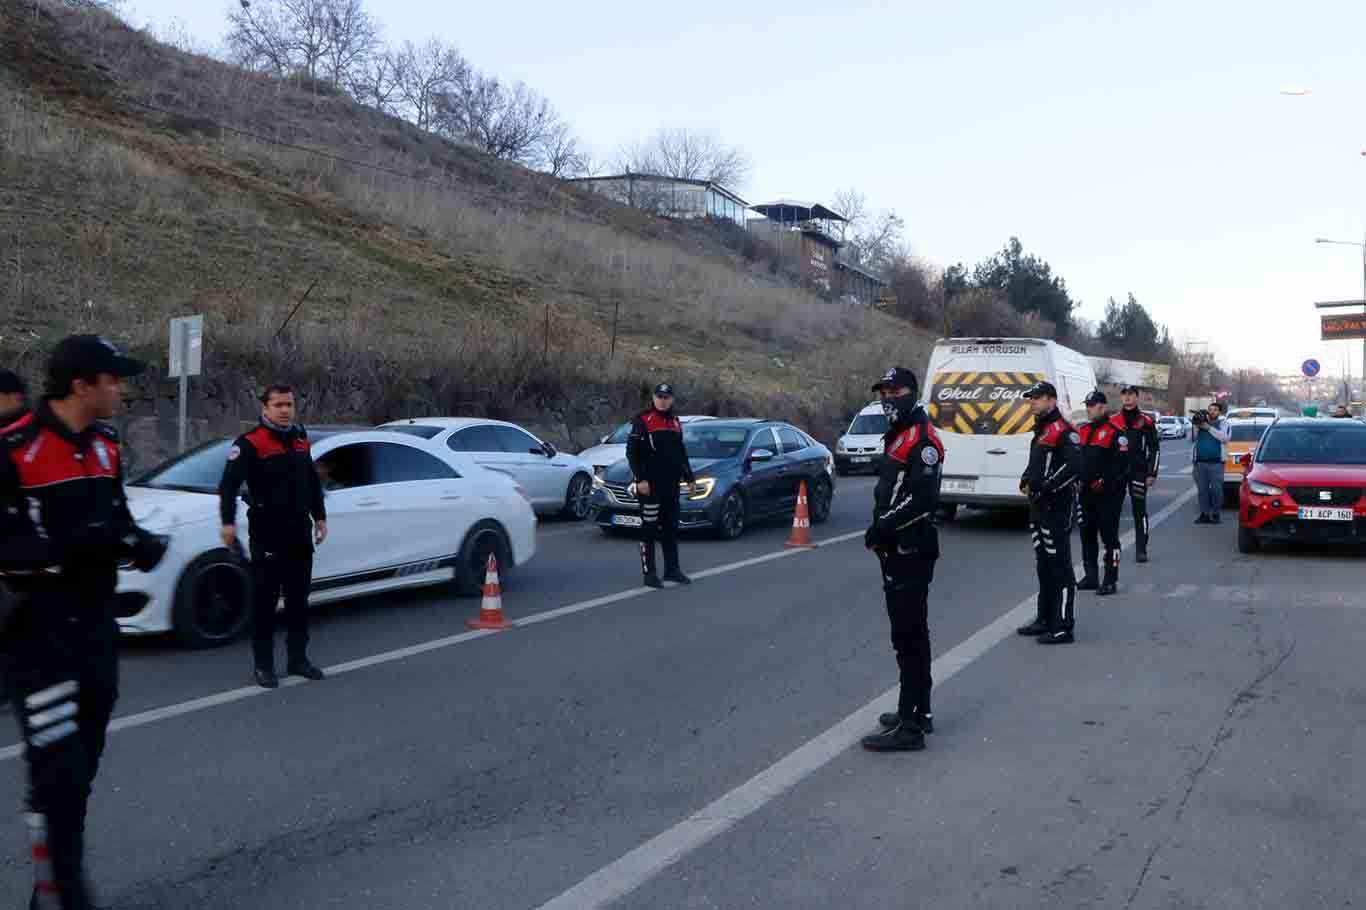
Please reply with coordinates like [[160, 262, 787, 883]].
[[379, 417, 597, 520], [117, 429, 537, 648], [578, 416, 715, 477]]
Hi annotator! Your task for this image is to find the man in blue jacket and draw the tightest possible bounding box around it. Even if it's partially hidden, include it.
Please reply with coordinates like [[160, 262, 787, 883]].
[[1190, 401, 1229, 524]]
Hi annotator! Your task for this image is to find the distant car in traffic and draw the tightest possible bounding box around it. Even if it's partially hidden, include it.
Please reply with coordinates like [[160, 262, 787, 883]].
[[577, 416, 714, 477], [1156, 415, 1185, 440], [1223, 418, 1274, 505], [1226, 406, 1280, 422], [593, 419, 835, 539], [835, 402, 888, 475], [1237, 417, 1366, 552], [379, 417, 596, 520], [119, 429, 537, 648]]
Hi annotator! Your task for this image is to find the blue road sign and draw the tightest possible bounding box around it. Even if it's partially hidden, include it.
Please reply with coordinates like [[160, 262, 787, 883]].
[[1302, 358, 1321, 377]]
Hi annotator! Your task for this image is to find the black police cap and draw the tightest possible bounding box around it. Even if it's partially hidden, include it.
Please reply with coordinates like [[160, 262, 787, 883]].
[[1119, 383, 1140, 395], [0, 369, 24, 396], [1022, 380, 1058, 400], [47, 335, 146, 395], [1084, 389, 1107, 406], [871, 366, 918, 393], [653, 383, 675, 397]]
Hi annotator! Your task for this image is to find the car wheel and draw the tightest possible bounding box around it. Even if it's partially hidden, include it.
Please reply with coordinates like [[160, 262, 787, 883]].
[[715, 490, 747, 540], [454, 522, 511, 596], [1237, 525, 1260, 554], [561, 473, 594, 521], [938, 503, 959, 522], [172, 550, 253, 649], [809, 478, 833, 524]]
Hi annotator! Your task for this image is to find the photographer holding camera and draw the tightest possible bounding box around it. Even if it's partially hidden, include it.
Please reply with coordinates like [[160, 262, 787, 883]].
[[1189, 401, 1229, 524]]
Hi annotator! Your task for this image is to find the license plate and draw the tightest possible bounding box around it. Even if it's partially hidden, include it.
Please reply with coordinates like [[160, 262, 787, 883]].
[[612, 514, 643, 528], [851, 456, 871, 463], [1297, 507, 1354, 522], [942, 478, 976, 494]]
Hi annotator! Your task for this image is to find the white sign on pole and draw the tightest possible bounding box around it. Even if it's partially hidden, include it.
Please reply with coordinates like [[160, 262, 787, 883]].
[[168, 315, 204, 379], [1086, 356, 1171, 391]]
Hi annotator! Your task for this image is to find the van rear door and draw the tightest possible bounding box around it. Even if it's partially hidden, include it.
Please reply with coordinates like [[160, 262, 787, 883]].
[[925, 340, 1049, 505]]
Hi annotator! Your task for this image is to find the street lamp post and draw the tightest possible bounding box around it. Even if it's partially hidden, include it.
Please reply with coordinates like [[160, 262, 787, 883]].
[[1314, 235, 1366, 409]]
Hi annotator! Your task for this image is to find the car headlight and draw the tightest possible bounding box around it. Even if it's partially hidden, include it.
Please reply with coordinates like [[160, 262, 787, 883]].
[[683, 477, 716, 500], [836, 439, 848, 453], [1248, 480, 1283, 497]]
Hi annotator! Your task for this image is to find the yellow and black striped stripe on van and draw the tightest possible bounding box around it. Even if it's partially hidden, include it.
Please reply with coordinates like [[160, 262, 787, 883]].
[[927, 371, 1046, 435]]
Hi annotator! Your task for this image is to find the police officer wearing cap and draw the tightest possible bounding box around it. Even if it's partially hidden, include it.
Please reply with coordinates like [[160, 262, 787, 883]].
[[219, 383, 328, 689], [0, 335, 168, 909], [862, 367, 944, 753], [1077, 390, 1128, 596], [1115, 384, 1160, 562], [626, 383, 697, 588], [1016, 380, 1082, 644]]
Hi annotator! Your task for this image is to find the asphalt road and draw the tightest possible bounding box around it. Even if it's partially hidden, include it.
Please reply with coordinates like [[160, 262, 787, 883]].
[[1, 439, 1362, 908]]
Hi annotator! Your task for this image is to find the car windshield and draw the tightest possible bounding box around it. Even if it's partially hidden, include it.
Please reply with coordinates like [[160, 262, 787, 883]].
[[1230, 425, 1268, 443], [684, 425, 753, 459], [605, 423, 631, 444], [131, 438, 234, 493], [1258, 424, 1366, 465], [849, 413, 889, 435]]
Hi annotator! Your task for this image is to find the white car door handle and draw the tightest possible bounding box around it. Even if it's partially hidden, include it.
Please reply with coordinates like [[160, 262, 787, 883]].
[[988, 449, 1008, 455], [357, 499, 381, 507], [441, 494, 462, 501]]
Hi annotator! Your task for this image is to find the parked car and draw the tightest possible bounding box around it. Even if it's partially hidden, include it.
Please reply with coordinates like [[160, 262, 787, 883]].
[[578, 416, 715, 477], [1156, 415, 1185, 440], [592, 419, 835, 540], [1236, 417, 1366, 552], [835, 402, 889, 475], [1223, 418, 1274, 505], [1226, 406, 1280, 422], [380, 418, 596, 520], [118, 429, 537, 647]]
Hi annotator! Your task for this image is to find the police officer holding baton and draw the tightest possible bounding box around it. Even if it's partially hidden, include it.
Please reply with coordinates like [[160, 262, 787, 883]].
[[0, 335, 167, 909], [861, 367, 944, 753], [1076, 391, 1128, 596], [219, 384, 328, 689], [1016, 381, 1082, 645]]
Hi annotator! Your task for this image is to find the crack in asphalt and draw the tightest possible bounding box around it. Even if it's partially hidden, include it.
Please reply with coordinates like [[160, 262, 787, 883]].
[[1122, 584, 1296, 910]]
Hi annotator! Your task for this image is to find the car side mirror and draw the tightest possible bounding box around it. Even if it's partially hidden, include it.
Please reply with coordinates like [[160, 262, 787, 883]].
[[749, 448, 775, 464], [543, 442, 557, 457]]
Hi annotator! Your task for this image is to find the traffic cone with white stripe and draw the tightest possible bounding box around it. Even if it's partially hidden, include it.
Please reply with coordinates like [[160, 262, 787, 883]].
[[785, 480, 817, 549], [26, 812, 59, 908], [466, 553, 513, 630]]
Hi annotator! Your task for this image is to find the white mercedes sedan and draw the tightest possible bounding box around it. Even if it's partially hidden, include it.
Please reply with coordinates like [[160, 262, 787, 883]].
[[117, 428, 537, 648]]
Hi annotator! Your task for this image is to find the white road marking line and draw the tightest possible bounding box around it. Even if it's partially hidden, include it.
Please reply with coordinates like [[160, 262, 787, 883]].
[[535, 485, 1199, 910], [0, 530, 863, 763]]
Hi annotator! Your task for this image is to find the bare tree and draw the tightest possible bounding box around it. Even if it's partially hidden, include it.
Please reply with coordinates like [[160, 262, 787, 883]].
[[832, 187, 867, 227], [435, 74, 559, 165], [834, 186, 903, 268], [536, 119, 588, 177], [225, 0, 295, 76], [319, 0, 381, 89], [619, 127, 750, 188], [346, 46, 403, 115], [392, 38, 468, 131]]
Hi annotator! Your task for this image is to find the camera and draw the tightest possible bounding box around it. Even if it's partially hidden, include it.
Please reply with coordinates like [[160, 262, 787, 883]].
[[1189, 410, 1209, 426]]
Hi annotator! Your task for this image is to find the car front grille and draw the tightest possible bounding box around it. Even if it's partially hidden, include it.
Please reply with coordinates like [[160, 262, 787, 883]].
[[1286, 486, 1365, 507], [603, 481, 639, 506]]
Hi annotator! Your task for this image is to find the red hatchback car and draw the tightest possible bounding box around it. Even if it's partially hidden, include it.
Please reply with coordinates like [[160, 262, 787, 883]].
[[1237, 418, 1366, 552]]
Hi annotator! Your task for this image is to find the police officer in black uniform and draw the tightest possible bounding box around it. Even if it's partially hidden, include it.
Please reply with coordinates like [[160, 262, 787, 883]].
[[1115, 384, 1160, 563], [1076, 391, 1128, 596], [1016, 381, 1082, 645], [0, 369, 27, 426], [219, 384, 328, 689], [0, 335, 167, 909], [861, 367, 944, 753], [626, 383, 696, 589]]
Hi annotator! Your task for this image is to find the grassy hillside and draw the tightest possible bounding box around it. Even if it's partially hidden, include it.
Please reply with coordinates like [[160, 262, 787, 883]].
[[0, 0, 935, 466]]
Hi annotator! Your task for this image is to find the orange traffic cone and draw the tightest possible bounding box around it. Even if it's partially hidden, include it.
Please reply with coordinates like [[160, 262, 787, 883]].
[[466, 553, 513, 630], [785, 480, 817, 548]]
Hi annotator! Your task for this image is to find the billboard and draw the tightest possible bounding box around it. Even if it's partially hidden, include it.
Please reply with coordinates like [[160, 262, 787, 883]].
[[1321, 313, 1366, 341], [1086, 357, 1171, 390]]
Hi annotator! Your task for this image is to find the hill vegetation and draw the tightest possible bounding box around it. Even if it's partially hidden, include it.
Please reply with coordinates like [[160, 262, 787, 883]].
[[0, 0, 934, 468]]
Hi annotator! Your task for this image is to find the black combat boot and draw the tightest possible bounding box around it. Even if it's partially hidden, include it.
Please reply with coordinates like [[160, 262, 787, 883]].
[[878, 709, 933, 734], [861, 721, 926, 752]]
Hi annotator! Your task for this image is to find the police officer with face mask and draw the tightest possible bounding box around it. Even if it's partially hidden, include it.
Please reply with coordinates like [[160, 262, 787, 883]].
[[861, 367, 945, 753]]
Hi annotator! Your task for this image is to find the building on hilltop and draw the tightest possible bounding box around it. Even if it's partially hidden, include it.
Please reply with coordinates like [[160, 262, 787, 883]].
[[748, 200, 887, 303], [567, 173, 750, 227]]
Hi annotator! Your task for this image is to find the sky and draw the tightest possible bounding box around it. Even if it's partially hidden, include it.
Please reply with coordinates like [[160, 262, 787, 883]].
[[123, 0, 1366, 380]]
